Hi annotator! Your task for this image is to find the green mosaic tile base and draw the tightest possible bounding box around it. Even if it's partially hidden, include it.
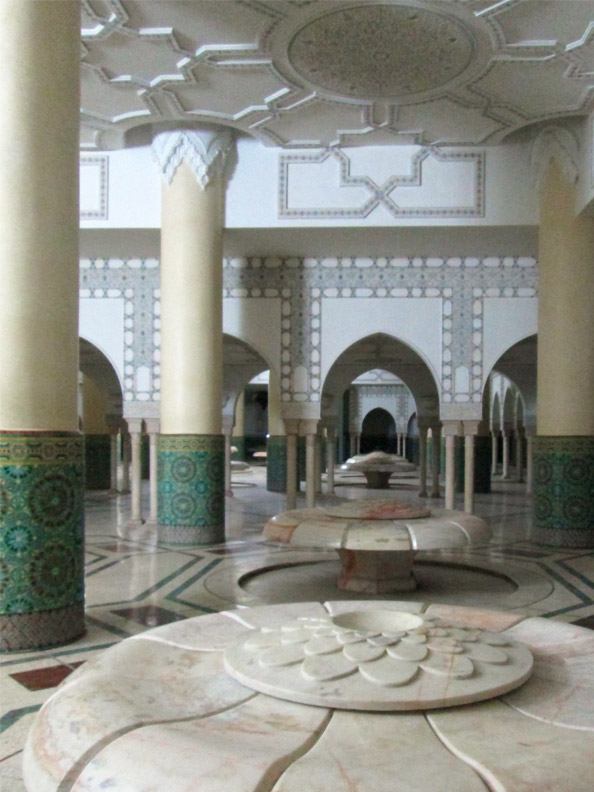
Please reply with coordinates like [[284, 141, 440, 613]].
[[532, 436, 594, 548], [0, 432, 85, 649], [84, 433, 111, 490], [266, 436, 287, 493], [157, 434, 225, 545]]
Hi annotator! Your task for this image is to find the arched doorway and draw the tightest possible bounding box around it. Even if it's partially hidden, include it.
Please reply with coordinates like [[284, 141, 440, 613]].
[[361, 407, 397, 453]]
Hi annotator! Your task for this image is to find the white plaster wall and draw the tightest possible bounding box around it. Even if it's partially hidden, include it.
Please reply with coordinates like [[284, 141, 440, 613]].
[[80, 147, 161, 229], [320, 298, 442, 388], [79, 298, 125, 386], [359, 392, 397, 429], [223, 298, 281, 380], [482, 298, 537, 384]]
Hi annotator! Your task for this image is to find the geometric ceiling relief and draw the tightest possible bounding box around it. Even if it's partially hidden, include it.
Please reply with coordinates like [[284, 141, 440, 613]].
[[279, 146, 485, 219], [79, 0, 594, 151]]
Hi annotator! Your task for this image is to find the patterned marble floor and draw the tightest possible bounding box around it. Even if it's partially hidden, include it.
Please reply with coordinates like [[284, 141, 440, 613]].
[[2, 465, 594, 791]]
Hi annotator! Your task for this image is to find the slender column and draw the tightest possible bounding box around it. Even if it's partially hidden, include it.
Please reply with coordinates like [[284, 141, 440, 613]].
[[443, 421, 461, 510], [121, 429, 131, 494], [356, 432, 361, 455], [314, 431, 322, 494], [105, 416, 121, 494], [418, 424, 428, 498], [491, 431, 499, 476], [302, 420, 319, 508], [153, 129, 234, 544], [349, 433, 358, 457], [0, 1, 83, 651], [515, 427, 525, 483], [462, 421, 480, 514], [232, 391, 246, 460], [284, 419, 299, 510], [127, 418, 144, 527], [222, 416, 233, 498], [526, 433, 535, 495], [325, 421, 336, 495], [267, 370, 287, 493], [534, 160, 594, 546], [145, 419, 160, 523], [430, 423, 442, 498], [502, 431, 510, 479]]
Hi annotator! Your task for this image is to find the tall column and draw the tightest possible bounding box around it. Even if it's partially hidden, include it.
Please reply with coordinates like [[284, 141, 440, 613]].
[[430, 423, 442, 498], [121, 428, 131, 494], [284, 419, 299, 510], [266, 370, 287, 493], [515, 427, 525, 483], [222, 416, 233, 498], [418, 424, 428, 498], [314, 431, 322, 494], [491, 430, 499, 476], [356, 432, 361, 455], [153, 130, 235, 545], [534, 160, 594, 546], [232, 391, 246, 460], [105, 416, 121, 494], [127, 418, 144, 528], [502, 431, 510, 479], [302, 420, 319, 508], [0, 2, 83, 651], [462, 421, 480, 514], [526, 432, 535, 496], [145, 419, 160, 523], [442, 421, 461, 510], [325, 421, 336, 495]]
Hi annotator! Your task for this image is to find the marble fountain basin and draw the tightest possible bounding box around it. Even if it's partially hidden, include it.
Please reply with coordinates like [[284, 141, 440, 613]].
[[263, 499, 490, 593], [23, 601, 594, 792], [340, 451, 416, 488]]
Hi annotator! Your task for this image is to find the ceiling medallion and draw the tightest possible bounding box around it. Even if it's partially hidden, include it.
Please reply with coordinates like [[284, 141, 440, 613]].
[[287, 3, 475, 99]]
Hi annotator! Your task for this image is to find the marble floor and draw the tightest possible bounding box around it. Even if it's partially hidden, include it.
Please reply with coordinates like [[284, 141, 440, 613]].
[[2, 465, 594, 791]]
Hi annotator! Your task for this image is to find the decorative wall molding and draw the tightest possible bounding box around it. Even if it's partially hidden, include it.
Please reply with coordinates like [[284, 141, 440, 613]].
[[80, 155, 108, 219], [279, 147, 485, 219], [152, 129, 236, 188]]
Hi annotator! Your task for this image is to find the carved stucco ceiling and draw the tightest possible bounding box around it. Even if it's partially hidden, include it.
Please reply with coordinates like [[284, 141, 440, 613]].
[[80, 0, 594, 150]]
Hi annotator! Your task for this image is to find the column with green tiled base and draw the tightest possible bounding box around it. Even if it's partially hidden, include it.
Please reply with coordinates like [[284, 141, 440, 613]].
[[154, 128, 235, 545], [0, 434, 84, 650], [535, 160, 594, 546], [533, 437, 594, 547], [157, 435, 224, 544], [267, 436, 287, 492], [0, 2, 82, 650]]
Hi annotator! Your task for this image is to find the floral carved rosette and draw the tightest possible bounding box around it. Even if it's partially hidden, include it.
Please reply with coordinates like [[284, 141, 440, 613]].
[[224, 610, 533, 711]]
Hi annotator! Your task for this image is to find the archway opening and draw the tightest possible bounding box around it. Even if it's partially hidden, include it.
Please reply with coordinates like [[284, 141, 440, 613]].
[[361, 407, 397, 453]]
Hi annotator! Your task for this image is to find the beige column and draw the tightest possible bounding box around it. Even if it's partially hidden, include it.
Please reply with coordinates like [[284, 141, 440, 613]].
[[463, 421, 480, 514], [418, 424, 428, 498], [515, 427, 525, 483], [232, 391, 245, 458], [105, 416, 121, 493], [285, 419, 299, 510], [325, 421, 336, 495], [430, 423, 442, 498], [302, 419, 319, 508], [121, 429, 131, 494], [314, 431, 322, 494], [126, 418, 144, 527], [443, 421, 461, 510], [491, 430, 498, 477], [502, 431, 510, 479], [145, 419, 160, 524]]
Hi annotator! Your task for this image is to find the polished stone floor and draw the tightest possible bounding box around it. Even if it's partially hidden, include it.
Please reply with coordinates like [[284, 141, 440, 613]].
[[2, 465, 594, 791]]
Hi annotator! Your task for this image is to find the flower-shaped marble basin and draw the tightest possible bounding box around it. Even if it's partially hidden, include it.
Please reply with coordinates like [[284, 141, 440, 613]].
[[341, 452, 416, 488]]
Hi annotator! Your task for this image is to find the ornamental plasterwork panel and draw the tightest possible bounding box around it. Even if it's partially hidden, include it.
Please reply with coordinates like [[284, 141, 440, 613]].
[[80, 1, 594, 151], [79, 156, 108, 219], [79, 259, 160, 404], [279, 147, 485, 219]]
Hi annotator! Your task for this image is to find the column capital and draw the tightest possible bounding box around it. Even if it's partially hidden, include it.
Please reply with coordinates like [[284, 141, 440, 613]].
[[283, 418, 300, 435], [145, 418, 160, 435], [300, 419, 319, 436], [126, 417, 143, 434], [462, 420, 481, 436], [442, 420, 462, 437], [152, 128, 236, 189]]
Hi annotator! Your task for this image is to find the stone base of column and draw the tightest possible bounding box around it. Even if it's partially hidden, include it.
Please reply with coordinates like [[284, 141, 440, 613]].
[[157, 434, 225, 545], [532, 436, 594, 547], [0, 432, 86, 651], [84, 433, 111, 490], [266, 436, 287, 493]]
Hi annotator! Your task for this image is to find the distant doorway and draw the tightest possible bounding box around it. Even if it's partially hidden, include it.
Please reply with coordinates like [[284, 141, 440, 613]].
[[361, 408, 397, 454]]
